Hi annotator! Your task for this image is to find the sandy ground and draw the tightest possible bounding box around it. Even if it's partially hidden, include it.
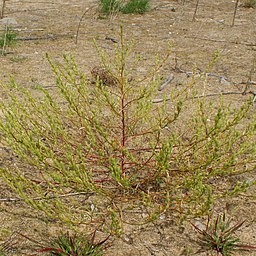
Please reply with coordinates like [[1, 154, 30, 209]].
[[0, 0, 256, 255]]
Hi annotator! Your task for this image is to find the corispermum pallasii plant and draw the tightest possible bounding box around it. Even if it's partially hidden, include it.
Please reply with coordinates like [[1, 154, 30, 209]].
[[0, 27, 255, 233]]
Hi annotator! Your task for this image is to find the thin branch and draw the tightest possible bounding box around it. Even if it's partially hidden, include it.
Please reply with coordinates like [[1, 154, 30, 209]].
[[14, 34, 72, 41], [174, 66, 228, 82], [1, 0, 6, 19], [193, 91, 242, 99], [193, 0, 200, 21], [0, 192, 94, 202], [1, 24, 8, 55], [152, 90, 256, 103], [232, 0, 239, 26], [75, 7, 94, 44], [185, 35, 256, 47], [16, 232, 46, 247], [158, 74, 174, 91]]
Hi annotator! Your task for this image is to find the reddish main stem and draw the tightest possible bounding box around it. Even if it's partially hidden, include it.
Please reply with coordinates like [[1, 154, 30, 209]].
[[121, 75, 126, 175]]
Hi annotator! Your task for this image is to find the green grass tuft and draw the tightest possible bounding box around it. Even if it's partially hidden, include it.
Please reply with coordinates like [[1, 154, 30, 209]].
[[242, 0, 256, 8], [192, 213, 256, 255], [38, 232, 108, 256], [0, 28, 16, 48], [99, 0, 150, 15], [121, 0, 150, 14], [99, 0, 122, 14]]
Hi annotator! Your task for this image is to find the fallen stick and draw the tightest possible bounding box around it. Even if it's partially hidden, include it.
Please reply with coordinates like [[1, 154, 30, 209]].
[[1, 0, 6, 19], [174, 66, 228, 82], [14, 34, 73, 41], [15, 36, 55, 41], [192, 0, 200, 21], [185, 35, 256, 47], [232, 0, 239, 26], [158, 74, 174, 91], [0, 191, 93, 202], [152, 90, 256, 103]]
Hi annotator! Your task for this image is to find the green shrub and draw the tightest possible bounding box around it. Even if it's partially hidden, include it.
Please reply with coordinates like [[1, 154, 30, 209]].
[[0, 28, 255, 232], [242, 0, 256, 8], [99, 0, 122, 14], [99, 0, 150, 15], [121, 0, 150, 14]]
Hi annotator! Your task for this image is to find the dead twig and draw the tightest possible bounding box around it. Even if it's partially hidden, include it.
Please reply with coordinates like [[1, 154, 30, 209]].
[[0, 192, 94, 202], [193, 91, 244, 99], [232, 0, 239, 26], [158, 74, 174, 91], [75, 6, 94, 44], [152, 90, 256, 103], [192, 0, 200, 21], [15, 36, 55, 41], [185, 35, 256, 47], [174, 65, 228, 82], [14, 33, 73, 41], [0, 0, 6, 19]]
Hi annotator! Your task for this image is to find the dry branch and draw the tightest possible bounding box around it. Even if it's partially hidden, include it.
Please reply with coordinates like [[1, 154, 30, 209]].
[[1, 0, 6, 19], [193, 0, 200, 21], [232, 0, 239, 26], [0, 192, 94, 202], [152, 90, 256, 103], [158, 74, 174, 91], [185, 35, 256, 47], [75, 6, 94, 44], [15, 34, 72, 41]]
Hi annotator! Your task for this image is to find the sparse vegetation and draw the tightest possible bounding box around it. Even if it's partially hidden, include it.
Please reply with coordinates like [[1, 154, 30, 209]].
[[0, 26, 16, 55], [0, 238, 11, 256], [121, 0, 150, 14], [99, 0, 150, 15], [192, 213, 256, 255], [99, 0, 122, 15], [0, 1, 256, 255], [0, 249, 6, 256], [0, 28, 255, 235], [0, 28, 16, 47], [38, 232, 108, 256], [242, 0, 256, 8]]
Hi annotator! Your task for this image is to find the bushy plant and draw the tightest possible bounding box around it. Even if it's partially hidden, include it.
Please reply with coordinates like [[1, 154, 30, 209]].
[[99, 0, 122, 14], [99, 0, 150, 15], [0, 28, 255, 232], [121, 0, 150, 14], [242, 0, 256, 8]]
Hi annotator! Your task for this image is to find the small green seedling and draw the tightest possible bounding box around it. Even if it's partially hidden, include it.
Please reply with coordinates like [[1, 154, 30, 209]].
[[0, 26, 16, 55], [192, 213, 256, 255]]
